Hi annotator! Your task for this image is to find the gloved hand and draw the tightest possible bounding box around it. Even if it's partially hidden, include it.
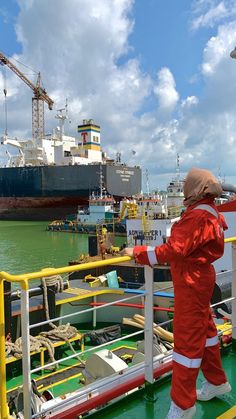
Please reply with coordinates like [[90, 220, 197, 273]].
[[120, 247, 134, 257]]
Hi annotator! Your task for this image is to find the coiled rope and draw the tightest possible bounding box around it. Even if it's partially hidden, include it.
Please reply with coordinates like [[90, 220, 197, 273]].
[[6, 275, 85, 367]]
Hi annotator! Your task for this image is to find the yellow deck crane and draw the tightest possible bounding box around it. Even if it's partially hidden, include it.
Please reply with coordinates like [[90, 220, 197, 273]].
[[119, 200, 138, 221], [0, 51, 54, 140]]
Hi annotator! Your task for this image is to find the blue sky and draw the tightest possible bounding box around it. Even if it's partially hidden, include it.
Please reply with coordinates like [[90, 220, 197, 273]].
[[130, 1, 201, 95], [0, 0, 20, 54], [1, 0, 236, 190]]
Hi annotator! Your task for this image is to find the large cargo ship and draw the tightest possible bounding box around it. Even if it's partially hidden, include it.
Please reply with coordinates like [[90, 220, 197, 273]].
[[0, 115, 142, 220]]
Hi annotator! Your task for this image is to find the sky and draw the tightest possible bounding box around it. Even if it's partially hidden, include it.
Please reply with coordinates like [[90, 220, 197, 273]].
[[1, 0, 236, 191]]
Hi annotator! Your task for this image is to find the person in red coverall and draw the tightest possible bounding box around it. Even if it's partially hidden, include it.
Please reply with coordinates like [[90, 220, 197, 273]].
[[123, 168, 231, 419]]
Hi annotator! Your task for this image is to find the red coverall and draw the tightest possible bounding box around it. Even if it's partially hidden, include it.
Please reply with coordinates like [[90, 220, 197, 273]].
[[133, 198, 228, 409]]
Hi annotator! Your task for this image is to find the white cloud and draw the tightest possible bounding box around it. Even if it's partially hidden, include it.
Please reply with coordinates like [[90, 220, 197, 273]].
[[6, 0, 153, 137], [181, 96, 199, 108], [192, 1, 228, 30], [2, 1, 236, 190], [153, 67, 179, 114], [201, 22, 236, 75]]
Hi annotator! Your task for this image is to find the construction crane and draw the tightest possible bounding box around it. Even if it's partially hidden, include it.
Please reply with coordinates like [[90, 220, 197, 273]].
[[0, 51, 54, 140]]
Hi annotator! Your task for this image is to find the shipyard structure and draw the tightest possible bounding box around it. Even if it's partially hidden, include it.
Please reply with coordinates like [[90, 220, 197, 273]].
[[0, 118, 142, 220]]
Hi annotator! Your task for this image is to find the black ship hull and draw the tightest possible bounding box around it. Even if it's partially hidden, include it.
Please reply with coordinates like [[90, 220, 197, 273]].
[[0, 164, 142, 220]]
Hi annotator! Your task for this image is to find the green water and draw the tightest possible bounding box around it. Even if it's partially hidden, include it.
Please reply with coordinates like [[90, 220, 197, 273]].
[[0, 221, 125, 275], [0, 221, 89, 275]]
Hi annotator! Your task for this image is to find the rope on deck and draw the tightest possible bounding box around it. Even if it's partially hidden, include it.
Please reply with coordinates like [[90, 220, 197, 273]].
[[6, 275, 85, 367]]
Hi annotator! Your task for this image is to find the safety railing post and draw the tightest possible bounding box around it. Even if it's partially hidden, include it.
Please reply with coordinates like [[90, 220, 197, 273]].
[[144, 265, 156, 401], [0, 278, 9, 419], [93, 296, 97, 328], [232, 243, 236, 351], [21, 282, 32, 419]]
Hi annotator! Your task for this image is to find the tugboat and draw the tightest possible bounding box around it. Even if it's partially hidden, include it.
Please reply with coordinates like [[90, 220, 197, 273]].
[[47, 166, 126, 235]]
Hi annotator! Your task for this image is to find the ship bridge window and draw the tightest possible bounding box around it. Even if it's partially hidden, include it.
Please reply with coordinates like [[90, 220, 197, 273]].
[[64, 151, 72, 157]]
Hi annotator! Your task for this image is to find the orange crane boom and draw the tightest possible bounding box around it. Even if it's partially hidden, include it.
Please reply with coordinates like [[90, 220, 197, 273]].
[[0, 51, 54, 140]]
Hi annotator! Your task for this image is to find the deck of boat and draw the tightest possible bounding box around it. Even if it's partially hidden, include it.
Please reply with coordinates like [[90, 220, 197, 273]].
[[7, 341, 234, 418], [2, 250, 235, 418], [88, 348, 236, 419]]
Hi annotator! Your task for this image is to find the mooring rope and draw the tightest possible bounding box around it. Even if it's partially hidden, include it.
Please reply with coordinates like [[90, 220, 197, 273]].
[[5, 335, 56, 363], [6, 275, 85, 367]]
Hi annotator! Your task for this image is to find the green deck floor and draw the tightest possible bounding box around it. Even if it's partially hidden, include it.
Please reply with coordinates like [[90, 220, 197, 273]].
[[88, 349, 236, 419], [6, 324, 236, 418]]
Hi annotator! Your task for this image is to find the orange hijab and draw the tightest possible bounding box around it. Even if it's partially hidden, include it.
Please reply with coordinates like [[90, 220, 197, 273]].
[[184, 167, 222, 207]]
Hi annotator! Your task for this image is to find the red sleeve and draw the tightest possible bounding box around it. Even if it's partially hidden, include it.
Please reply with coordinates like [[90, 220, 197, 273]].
[[133, 246, 152, 266], [219, 213, 228, 231], [133, 209, 225, 266]]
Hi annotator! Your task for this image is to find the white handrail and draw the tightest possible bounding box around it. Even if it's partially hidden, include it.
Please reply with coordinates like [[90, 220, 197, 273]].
[[21, 287, 31, 419], [144, 265, 154, 384], [29, 292, 145, 330]]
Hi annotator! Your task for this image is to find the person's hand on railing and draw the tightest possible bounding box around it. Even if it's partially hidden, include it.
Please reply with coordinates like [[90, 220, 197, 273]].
[[120, 247, 134, 257]]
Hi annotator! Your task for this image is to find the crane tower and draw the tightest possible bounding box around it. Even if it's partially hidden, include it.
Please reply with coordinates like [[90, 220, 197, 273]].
[[0, 51, 54, 140]]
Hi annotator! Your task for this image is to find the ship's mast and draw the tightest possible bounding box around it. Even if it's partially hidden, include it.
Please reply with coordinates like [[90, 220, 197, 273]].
[[99, 164, 104, 198], [54, 100, 69, 140], [218, 166, 226, 184], [145, 169, 150, 196], [176, 153, 180, 182], [2, 66, 8, 136], [116, 152, 121, 163]]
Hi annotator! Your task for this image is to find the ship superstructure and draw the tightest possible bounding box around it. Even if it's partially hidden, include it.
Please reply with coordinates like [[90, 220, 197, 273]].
[[1, 110, 106, 168]]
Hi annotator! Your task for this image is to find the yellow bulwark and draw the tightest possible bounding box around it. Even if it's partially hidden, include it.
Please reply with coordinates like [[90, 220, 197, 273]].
[[56, 286, 124, 305], [217, 405, 236, 418]]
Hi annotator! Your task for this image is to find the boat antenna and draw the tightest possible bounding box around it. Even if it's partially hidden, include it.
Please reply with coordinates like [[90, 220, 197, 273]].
[[99, 164, 104, 198], [145, 169, 150, 196], [55, 98, 69, 140], [116, 152, 121, 163], [218, 166, 225, 184], [176, 153, 180, 182], [2, 66, 8, 136]]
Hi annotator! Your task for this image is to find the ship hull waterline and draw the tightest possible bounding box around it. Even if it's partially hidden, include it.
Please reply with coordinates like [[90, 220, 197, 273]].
[[0, 164, 142, 220]]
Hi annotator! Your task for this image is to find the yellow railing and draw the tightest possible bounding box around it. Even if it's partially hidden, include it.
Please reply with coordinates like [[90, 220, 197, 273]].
[[224, 237, 236, 243], [0, 256, 131, 419]]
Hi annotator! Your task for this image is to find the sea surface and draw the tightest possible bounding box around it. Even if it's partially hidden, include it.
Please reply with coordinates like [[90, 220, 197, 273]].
[[0, 221, 125, 276]]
